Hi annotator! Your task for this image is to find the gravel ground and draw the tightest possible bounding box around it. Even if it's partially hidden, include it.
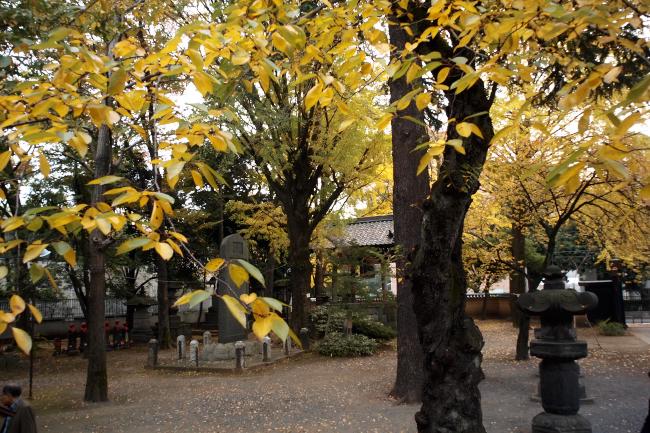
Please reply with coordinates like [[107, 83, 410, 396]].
[[1, 321, 648, 433]]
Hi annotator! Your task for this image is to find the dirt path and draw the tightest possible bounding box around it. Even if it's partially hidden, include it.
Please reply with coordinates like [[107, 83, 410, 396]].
[[1, 321, 648, 433]]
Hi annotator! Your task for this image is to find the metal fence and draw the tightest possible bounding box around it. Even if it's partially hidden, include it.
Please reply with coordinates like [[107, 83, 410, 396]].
[[0, 298, 127, 321], [623, 290, 650, 324]]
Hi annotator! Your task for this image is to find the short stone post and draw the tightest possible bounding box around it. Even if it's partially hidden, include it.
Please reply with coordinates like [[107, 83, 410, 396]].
[[176, 334, 186, 361], [284, 337, 291, 356], [235, 340, 245, 370], [203, 331, 211, 346], [147, 339, 159, 367], [299, 328, 310, 351], [262, 336, 271, 362], [518, 266, 598, 433], [190, 339, 199, 367]]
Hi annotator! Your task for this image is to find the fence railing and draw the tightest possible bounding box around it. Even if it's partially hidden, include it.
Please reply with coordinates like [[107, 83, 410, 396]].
[[0, 298, 127, 321]]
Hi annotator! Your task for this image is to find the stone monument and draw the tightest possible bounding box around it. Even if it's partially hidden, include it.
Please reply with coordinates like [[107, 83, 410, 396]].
[[518, 266, 598, 433], [217, 233, 250, 343], [128, 296, 156, 343]]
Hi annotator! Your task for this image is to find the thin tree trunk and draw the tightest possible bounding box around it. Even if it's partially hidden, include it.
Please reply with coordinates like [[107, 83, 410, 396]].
[[411, 80, 493, 433], [511, 223, 530, 360], [157, 256, 171, 349], [314, 250, 325, 299], [388, 14, 429, 404], [287, 218, 312, 331], [84, 124, 111, 403]]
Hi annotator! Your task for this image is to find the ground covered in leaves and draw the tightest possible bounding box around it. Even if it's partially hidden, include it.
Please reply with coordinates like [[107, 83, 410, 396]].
[[1, 321, 648, 433]]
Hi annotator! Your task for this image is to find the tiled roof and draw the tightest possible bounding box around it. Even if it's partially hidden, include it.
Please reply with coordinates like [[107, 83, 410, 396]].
[[336, 215, 394, 247]]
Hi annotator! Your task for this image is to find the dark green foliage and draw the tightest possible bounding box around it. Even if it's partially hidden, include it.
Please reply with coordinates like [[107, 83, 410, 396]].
[[353, 317, 396, 340], [597, 319, 626, 336], [317, 332, 378, 357], [309, 305, 396, 340]]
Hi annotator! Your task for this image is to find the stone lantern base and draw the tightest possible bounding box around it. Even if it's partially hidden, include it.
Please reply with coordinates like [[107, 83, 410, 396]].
[[532, 412, 591, 433]]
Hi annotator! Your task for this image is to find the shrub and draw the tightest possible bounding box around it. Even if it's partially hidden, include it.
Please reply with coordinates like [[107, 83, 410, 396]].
[[352, 318, 396, 340], [309, 306, 396, 340], [317, 332, 378, 357], [597, 319, 626, 336]]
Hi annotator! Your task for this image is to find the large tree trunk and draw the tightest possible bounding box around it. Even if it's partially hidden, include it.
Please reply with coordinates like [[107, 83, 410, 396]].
[[157, 256, 171, 349], [411, 83, 493, 433], [388, 20, 430, 404], [84, 124, 111, 403], [287, 214, 312, 332]]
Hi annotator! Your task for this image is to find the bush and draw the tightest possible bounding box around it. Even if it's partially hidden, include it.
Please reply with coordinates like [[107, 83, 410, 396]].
[[352, 318, 396, 340], [317, 332, 378, 357], [309, 306, 396, 340], [597, 319, 626, 336]]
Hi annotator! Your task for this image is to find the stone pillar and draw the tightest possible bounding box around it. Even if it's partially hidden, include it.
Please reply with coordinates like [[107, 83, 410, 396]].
[[235, 340, 245, 370], [147, 339, 159, 367], [262, 336, 271, 362], [299, 328, 310, 350], [177, 334, 186, 361], [217, 234, 250, 343], [518, 266, 598, 433], [190, 339, 199, 367], [203, 331, 211, 346]]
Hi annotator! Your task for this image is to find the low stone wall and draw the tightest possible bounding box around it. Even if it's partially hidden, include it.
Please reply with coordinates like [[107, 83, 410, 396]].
[[464, 294, 514, 319]]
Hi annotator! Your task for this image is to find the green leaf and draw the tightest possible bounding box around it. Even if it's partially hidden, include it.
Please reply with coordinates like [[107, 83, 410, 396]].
[[107, 67, 127, 95], [235, 259, 265, 287], [269, 312, 289, 341], [188, 290, 211, 308], [87, 175, 124, 185], [29, 263, 45, 283], [260, 297, 285, 312], [624, 73, 650, 105], [116, 237, 151, 255], [153, 192, 176, 204]]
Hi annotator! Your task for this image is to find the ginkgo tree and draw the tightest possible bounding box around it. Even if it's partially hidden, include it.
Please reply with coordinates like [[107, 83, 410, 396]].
[[0, 0, 300, 403], [379, 0, 649, 431]]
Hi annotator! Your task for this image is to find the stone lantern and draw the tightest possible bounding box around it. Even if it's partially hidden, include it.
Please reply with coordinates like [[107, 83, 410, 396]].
[[518, 266, 598, 433]]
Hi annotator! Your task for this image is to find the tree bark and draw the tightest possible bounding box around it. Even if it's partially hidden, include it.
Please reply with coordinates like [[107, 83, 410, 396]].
[[388, 20, 430, 404], [84, 124, 111, 403], [157, 256, 171, 349], [411, 81, 493, 433], [287, 214, 312, 331], [510, 223, 530, 360]]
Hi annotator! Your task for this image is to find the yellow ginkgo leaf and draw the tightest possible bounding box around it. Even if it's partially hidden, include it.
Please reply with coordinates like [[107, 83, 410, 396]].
[[220, 294, 247, 329], [10, 294, 25, 315], [205, 258, 225, 272], [0, 321, 6, 334], [305, 82, 323, 110], [0, 310, 15, 323], [28, 304, 42, 324], [415, 92, 432, 111], [456, 122, 473, 137], [23, 242, 48, 263], [228, 263, 249, 288], [12, 327, 32, 354], [0, 266, 7, 279], [240, 292, 258, 304], [150, 201, 163, 230], [231, 49, 251, 65], [252, 315, 273, 340], [154, 242, 173, 261], [251, 298, 270, 317], [172, 292, 192, 308], [39, 151, 51, 178]]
